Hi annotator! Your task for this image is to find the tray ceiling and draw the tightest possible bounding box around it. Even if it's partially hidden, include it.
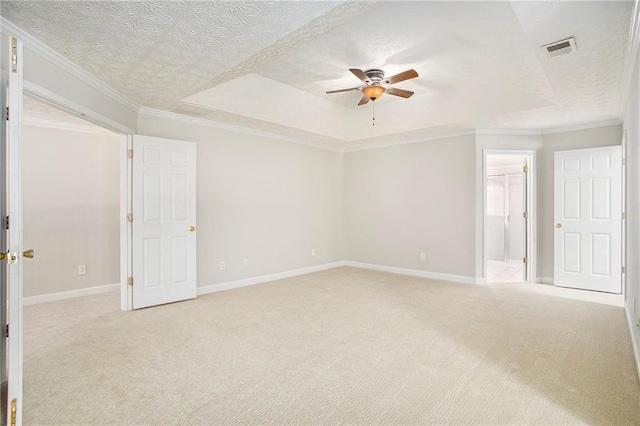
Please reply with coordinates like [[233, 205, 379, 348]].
[[1, 1, 633, 149]]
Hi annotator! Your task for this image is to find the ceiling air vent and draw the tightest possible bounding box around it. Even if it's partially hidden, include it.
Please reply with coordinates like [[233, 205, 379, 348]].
[[541, 37, 577, 58]]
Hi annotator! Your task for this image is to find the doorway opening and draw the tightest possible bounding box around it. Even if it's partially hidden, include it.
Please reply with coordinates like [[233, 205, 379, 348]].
[[484, 151, 534, 283], [22, 94, 122, 305], [21, 93, 123, 421]]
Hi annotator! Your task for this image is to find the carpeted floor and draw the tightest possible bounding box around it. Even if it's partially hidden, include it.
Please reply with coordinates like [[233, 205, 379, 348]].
[[23, 267, 640, 425]]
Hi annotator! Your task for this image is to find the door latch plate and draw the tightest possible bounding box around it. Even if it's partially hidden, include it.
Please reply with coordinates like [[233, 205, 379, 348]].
[[2, 252, 18, 265]]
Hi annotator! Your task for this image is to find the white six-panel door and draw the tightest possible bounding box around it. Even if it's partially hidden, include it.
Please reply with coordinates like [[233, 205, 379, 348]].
[[132, 135, 197, 309], [554, 146, 622, 293], [2, 36, 24, 425]]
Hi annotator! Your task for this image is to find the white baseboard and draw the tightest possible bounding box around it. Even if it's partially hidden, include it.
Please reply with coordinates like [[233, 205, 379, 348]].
[[625, 305, 640, 383], [197, 261, 347, 296], [23, 282, 120, 306], [537, 277, 554, 284], [344, 261, 482, 285]]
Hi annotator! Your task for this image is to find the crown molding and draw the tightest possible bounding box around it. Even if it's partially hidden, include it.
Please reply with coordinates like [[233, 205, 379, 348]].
[[138, 107, 343, 152], [342, 129, 477, 153], [541, 119, 622, 135], [475, 128, 542, 136], [619, 0, 640, 119], [1, 17, 140, 113]]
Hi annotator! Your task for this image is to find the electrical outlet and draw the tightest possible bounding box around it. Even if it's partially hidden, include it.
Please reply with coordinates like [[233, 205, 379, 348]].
[[219, 261, 225, 271], [243, 258, 248, 266], [311, 248, 316, 256], [78, 265, 87, 275], [420, 252, 426, 261]]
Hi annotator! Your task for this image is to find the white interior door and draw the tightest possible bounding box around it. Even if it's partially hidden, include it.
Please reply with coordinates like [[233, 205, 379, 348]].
[[132, 135, 197, 309], [0, 69, 6, 425], [2, 36, 24, 425], [554, 146, 622, 293]]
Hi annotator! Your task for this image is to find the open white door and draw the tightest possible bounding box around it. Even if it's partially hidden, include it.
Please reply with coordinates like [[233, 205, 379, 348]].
[[0, 70, 6, 425], [554, 146, 622, 293], [2, 36, 24, 425], [131, 135, 196, 309]]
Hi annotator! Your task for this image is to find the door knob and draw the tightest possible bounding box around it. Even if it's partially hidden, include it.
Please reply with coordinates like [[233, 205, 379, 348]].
[[22, 249, 34, 259], [556, 223, 562, 228], [189, 226, 196, 232]]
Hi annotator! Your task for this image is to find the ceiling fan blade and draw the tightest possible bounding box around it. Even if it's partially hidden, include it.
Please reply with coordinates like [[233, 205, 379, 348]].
[[385, 69, 419, 85], [386, 87, 414, 98], [350, 68, 369, 83], [326, 86, 362, 94], [357, 95, 370, 106]]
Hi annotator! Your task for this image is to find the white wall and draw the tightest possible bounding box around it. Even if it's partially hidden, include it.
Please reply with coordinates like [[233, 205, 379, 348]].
[[22, 124, 121, 297], [538, 125, 622, 280], [343, 134, 477, 279], [623, 28, 640, 374], [137, 112, 344, 286]]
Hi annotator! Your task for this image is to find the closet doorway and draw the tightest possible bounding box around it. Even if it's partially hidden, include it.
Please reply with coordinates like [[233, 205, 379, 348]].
[[484, 152, 534, 283]]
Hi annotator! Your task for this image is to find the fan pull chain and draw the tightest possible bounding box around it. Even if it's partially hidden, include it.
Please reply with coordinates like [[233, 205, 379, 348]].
[[372, 100, 375, 126]]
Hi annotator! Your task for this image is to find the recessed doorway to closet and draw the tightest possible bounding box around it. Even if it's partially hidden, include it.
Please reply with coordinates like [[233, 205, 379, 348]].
[[485, 152, 533, 283], [22, 94, 122, 302]]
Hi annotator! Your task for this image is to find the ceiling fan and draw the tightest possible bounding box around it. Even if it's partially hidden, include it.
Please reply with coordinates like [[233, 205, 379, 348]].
[[326, 68, 419, 105]]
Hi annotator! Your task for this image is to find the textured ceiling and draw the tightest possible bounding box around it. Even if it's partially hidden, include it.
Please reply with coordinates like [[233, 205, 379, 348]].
[[1, 1, 634, 149]]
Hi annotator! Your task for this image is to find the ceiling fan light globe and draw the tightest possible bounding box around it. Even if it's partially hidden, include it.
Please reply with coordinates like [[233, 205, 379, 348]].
[[362, 85, 385, 100]]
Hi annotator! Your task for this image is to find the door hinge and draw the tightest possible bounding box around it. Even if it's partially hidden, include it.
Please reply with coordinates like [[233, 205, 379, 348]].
[[523, 211, 528, 219], [622, 266, 626, 274], [523, 165, 528, 173], [622, 212, 626, 220], [3, 215, 8, 230], [127, 276, 134, 286], [127, 213, 133, 223], [10, 398, 16, 426], [4, 324, 8, 338], [127, 149, 134, 159], [523, 257, 528, 264], [11, 37, 17, 73], [622, 158, 626, 166], [5, 107, 8, 121]]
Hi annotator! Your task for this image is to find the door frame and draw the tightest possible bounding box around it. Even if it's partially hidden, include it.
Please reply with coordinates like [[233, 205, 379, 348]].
[[120, 135, 133, 311], [621, 131, 627, 299], [482, 149, 537, 283], [22, 91, 134, 313]]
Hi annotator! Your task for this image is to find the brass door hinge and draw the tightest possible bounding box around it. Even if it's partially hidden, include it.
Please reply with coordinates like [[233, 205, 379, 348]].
[[127, 277, 134, 286], [622, 266, 626, 274], [523, 165, 528, 173], [523, 211, 528, 219], [523, 257, 528, 264], [10, 398, 16, 426], [127, 213, 133, 223], [622, 212, 626, 220], [11, 37, 17, 73], [127, 149, 134, 159]]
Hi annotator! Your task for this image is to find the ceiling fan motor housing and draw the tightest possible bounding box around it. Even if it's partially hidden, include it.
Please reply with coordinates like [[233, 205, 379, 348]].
[[364, 69, 385, 83]]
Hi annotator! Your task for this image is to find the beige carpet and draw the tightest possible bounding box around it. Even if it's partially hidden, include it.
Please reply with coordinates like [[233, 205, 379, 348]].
[[24, 267, 640, 425]]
